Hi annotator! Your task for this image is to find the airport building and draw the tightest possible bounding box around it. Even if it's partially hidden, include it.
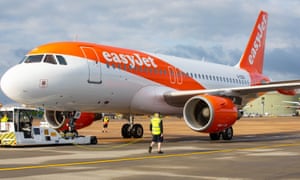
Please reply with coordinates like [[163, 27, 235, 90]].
[[243, 92, 300, 117]]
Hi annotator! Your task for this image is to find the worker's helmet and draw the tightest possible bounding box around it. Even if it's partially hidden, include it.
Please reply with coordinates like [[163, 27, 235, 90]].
[[153, 113, 159, 118]]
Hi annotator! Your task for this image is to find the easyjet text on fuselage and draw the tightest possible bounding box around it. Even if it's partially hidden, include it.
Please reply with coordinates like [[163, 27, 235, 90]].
[[102, 51, 158, 69]]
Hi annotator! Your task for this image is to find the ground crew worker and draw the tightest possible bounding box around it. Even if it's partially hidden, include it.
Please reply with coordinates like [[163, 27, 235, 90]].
[[102, 116, 110, 133], [148, 113, 164, 154], [0, 113, 8, 123], [0, 113, 8, 131]]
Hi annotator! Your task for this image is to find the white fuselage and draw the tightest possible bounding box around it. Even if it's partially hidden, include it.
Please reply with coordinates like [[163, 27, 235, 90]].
[[1, 52, 250, 115]]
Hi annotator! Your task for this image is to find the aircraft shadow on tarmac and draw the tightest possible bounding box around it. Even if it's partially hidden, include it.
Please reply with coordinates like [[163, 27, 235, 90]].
[[156, 131, 300, 144]]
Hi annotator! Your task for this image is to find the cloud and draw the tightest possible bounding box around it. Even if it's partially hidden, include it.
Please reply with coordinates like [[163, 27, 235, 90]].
[[1, 1, 299, 68], [0, 0, 300, 103], [265, 47, 300, 80]]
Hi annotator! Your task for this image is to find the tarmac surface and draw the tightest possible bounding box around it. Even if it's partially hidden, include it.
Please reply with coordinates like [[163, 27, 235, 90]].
[[0, 116, 300, 179]]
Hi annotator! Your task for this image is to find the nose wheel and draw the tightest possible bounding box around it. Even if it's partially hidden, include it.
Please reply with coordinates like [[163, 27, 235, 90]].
[[121, 116, 144, 138]]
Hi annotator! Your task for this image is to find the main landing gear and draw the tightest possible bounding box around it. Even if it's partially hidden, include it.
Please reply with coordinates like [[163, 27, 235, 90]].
[[209, 126, 233, 140], [121, 116, 144, 138]]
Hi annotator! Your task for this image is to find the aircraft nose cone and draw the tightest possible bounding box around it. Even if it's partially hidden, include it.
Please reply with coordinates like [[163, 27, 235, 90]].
[[1, 65, 27, 102]]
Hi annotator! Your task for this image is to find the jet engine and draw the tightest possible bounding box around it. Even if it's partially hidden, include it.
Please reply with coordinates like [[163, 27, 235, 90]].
[[44, 110, 102, 131], [183, 95, 240, 133], [277, 89, 296, 96]]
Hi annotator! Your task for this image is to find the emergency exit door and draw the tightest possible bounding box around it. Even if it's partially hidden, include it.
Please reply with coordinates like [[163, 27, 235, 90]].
[[81, 47, 102, 84]]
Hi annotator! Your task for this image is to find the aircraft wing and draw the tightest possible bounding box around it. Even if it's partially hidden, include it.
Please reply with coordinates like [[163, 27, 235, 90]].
[[282, 100, 300, 106], [282, 105, 300, 109], [164, 80, 300, 107]]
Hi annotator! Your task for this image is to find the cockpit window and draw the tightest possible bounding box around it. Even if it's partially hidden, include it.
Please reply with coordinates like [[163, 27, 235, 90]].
[[56, 55, 67, 65], [24, 55, 44, 63], [43, 55, 57, 64], [21, 54, 67, 66]]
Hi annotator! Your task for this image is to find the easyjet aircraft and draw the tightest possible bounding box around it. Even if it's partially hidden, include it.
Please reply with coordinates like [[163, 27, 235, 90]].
[[1, 11, 300, 140]]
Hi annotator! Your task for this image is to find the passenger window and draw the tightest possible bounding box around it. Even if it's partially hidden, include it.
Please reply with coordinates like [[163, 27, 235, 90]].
[[56, 55, 67, 65], [44, 55, 57, 64], [24, 55, 44, 63], [160, 70, 163, 75], [165, 70, 169, 75]]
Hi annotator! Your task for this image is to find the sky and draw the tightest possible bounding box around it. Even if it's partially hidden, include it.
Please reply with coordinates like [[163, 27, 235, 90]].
[[0, 0, 300, 103]]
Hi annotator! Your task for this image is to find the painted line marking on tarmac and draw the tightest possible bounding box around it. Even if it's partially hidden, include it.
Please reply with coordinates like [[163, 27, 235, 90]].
[[1, 142, 300, 171], [72, 138, 144, 151]]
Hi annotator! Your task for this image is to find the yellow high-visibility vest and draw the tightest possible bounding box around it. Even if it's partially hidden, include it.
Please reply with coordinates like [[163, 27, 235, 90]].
[[103, 116, 109, 124], [151, 117, 161, 135], [0, 116, 8, 122]]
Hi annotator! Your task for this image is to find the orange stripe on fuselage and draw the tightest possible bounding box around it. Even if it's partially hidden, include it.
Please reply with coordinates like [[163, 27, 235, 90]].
[[28, 41, 205, 90]]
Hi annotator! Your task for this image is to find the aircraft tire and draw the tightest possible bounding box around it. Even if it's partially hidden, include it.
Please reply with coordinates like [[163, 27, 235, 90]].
[[121, 123, 131, 138], [131, 124, 144, 138], [222, 127, 233, 140], [209, 132, 221, 140], [73, 130, 79, 137]]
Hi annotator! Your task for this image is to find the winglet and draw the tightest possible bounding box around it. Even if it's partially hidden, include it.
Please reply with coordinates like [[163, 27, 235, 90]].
[[237, 11, 268, 74]]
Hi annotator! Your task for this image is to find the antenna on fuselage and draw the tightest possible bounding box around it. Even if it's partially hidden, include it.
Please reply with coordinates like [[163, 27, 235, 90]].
[[73, 34, 79, 41]]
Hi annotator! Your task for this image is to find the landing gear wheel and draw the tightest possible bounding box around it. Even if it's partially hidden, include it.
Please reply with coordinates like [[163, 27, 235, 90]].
[[131, 124, 144, 138], [222, 127, 233, 140], [121, 123, 131, 138], [209, 132, 221, 140]]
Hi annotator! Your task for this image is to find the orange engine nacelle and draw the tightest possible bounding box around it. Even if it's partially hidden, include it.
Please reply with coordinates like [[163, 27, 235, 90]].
[[183, 95, 240, 133], [277, 89, 297, 96], [44, 110, 102, 131]]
